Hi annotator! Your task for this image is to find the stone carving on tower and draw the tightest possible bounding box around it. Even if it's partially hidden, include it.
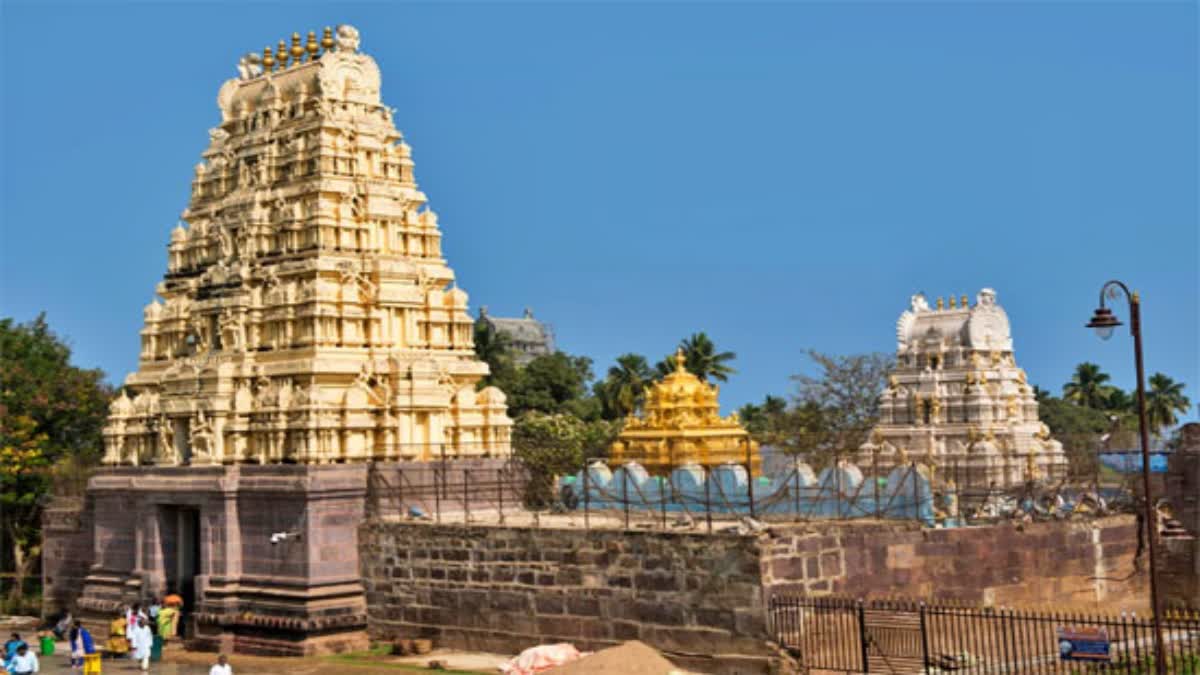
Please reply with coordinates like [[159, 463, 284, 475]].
[[103, 26, 512, 466], [857, 289, 1068, 486]]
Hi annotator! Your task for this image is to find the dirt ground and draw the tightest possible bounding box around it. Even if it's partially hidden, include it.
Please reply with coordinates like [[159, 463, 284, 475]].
[[35, 641, 507, 675]]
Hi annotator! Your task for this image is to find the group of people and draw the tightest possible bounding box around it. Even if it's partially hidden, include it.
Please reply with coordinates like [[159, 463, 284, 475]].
[[4, 591, 232, 674], [104, 594, 182, 671], [4, 633, 38, 674]]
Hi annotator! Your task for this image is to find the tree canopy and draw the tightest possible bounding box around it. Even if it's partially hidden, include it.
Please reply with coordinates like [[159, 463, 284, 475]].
[[0, 314, 112, 608]]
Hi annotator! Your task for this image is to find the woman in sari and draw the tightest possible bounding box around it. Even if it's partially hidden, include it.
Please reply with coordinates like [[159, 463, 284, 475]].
[[156, 605, 178, 641], [106, 612, 129, 656]]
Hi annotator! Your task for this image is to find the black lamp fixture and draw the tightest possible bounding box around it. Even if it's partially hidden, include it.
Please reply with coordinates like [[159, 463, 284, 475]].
[[1085, 305, 1122, 341]]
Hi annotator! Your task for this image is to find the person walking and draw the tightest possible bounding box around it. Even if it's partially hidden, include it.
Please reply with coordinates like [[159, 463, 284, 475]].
[[163, 591, 183, 638], [70, 619, 95, 672], [208, 654, 232, 675], [105, 611, 129, 656], [68, 622, 82, 672], [7, 643, 38, 674], [155, 603, 177, 642], [129, 617, 153, 671]]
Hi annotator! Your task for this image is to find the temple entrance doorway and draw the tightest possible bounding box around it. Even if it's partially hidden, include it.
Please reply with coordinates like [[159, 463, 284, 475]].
[[159, 506, 200, 638]]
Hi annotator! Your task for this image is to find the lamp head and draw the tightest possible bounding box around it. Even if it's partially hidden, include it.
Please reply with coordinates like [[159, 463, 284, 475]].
[[1086, 306, 1122, 341]]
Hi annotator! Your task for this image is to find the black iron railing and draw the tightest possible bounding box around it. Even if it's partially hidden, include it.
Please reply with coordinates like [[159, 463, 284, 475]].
[[769, 595, 1200, 673]]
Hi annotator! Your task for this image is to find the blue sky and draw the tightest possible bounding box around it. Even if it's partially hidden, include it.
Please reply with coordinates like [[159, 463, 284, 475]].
[[2, 2, 1197, 417]]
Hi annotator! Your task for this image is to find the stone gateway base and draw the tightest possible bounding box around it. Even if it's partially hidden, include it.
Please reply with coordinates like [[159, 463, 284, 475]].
[[46, 460, 513, 656], [72, 464, 370, 655]]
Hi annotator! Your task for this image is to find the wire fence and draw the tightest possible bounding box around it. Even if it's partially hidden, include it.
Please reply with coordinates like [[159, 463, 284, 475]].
[[360, 434, 1144, 532], [769, 595, 1200, 674]]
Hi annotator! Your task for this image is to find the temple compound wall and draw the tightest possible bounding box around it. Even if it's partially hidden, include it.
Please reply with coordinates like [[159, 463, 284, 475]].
[[1162, 423, 1200, 609], [359, 516, 1146, 674]]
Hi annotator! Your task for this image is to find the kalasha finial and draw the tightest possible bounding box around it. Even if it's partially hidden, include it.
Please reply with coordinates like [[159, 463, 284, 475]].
[[263, 45, 276, 71], [936, 297, 945, 310], [277, 40, 289, 68], [321, 27, 334, 52], [960, 294, 968, 308], [949, 296, 957, 309], [290, 32, 305, 63], [673, 348, 687, 372], [306, 31, 319, 60]]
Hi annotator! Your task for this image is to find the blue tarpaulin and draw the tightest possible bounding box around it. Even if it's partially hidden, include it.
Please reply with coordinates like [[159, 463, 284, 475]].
[[1098, 452, 1169, 473]]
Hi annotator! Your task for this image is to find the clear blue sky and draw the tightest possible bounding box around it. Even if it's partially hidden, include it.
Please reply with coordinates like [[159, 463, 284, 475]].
[[2, 2, 1197, 417]]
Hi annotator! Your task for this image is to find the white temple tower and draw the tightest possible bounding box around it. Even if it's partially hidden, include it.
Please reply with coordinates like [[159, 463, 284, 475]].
[[103, 26, 512, 466], [858, 289, 1069, 487]]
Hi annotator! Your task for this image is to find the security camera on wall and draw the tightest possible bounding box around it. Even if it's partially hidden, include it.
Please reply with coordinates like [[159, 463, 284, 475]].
[[270, 531, 301, 545]]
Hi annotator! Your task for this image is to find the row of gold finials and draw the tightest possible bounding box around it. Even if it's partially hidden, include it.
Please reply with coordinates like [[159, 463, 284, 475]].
[[936, 295, 970, 310], [260, 28, 336, 72]]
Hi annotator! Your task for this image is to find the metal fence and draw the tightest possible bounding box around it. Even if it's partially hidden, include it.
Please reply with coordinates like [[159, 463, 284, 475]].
[[359, 443, 1137, 533], [769, 595, 1200, 674]]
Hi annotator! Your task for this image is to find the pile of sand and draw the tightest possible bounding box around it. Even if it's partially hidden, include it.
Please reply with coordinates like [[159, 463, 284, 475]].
[[544, 641, 682, 675]]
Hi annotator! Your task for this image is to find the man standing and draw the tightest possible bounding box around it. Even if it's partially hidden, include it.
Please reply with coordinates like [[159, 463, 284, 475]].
[[209, 654, 233, 675], [8, 643, 38, 674], [129, 617, 154, 671]]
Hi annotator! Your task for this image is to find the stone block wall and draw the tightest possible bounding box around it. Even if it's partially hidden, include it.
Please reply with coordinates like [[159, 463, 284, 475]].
[[1162, 422, 1200, 609], [41, 496, 95, 618], [761, 516, 1147, 610], [360, 523, 781, 674]]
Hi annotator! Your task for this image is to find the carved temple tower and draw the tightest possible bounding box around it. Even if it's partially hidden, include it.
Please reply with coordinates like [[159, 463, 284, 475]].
[[68, 26, 513, 656], [103, 25, 511, 467], [857, 289, 1069, 487]]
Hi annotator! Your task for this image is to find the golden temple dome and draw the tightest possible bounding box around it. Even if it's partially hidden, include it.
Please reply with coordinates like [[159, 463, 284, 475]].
[[610, 349, 759, 475]]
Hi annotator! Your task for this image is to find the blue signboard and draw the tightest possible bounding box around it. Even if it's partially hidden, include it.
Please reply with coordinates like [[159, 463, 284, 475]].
[[1058, 626, 1111, 662]]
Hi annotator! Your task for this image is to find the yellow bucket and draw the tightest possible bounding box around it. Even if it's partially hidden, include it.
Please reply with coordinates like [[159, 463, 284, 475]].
[[84, 653, 103, 674]]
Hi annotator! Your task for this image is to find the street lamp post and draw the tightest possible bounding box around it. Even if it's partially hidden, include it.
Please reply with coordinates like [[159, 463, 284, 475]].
[[1085, 280, 1166, 675]]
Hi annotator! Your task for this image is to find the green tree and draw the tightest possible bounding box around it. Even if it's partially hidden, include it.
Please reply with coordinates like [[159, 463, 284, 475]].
[[595, 353, 653, 420], [737, 395, 788, 437], [0, 314, 112, 608], [1035, 390, 1119, 479], [654, 332, 737, 382], [788, 350, 890, 466], [1063, 362, 1114, 410], [511, 412, 616, 507], [1145, 373, 1192, 436], [506, 352, 596, 419], [473, 322, 516, 390]]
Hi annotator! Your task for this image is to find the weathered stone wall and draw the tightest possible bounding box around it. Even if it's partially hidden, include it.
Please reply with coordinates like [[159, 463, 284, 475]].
[[761, 516, 1146, 610], [361, 517, 1145, 673], [1162, 423, 1200, 609], [41, 496, 95, 618], [360, 523, 781, 674]]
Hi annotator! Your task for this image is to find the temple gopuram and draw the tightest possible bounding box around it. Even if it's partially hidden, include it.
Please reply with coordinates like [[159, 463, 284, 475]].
[[857, 288, 1068, 486], [102, 25, 511, 467], [610, 350, 760, 475], [69, 26, 513, 656]]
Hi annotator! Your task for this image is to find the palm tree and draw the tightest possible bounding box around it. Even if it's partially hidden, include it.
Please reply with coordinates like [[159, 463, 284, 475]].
[[1062, 362, 1113, 409], [598, 353, 653, 419], [655, 332, 737, 382], [1145, 373, 1192, 436]]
